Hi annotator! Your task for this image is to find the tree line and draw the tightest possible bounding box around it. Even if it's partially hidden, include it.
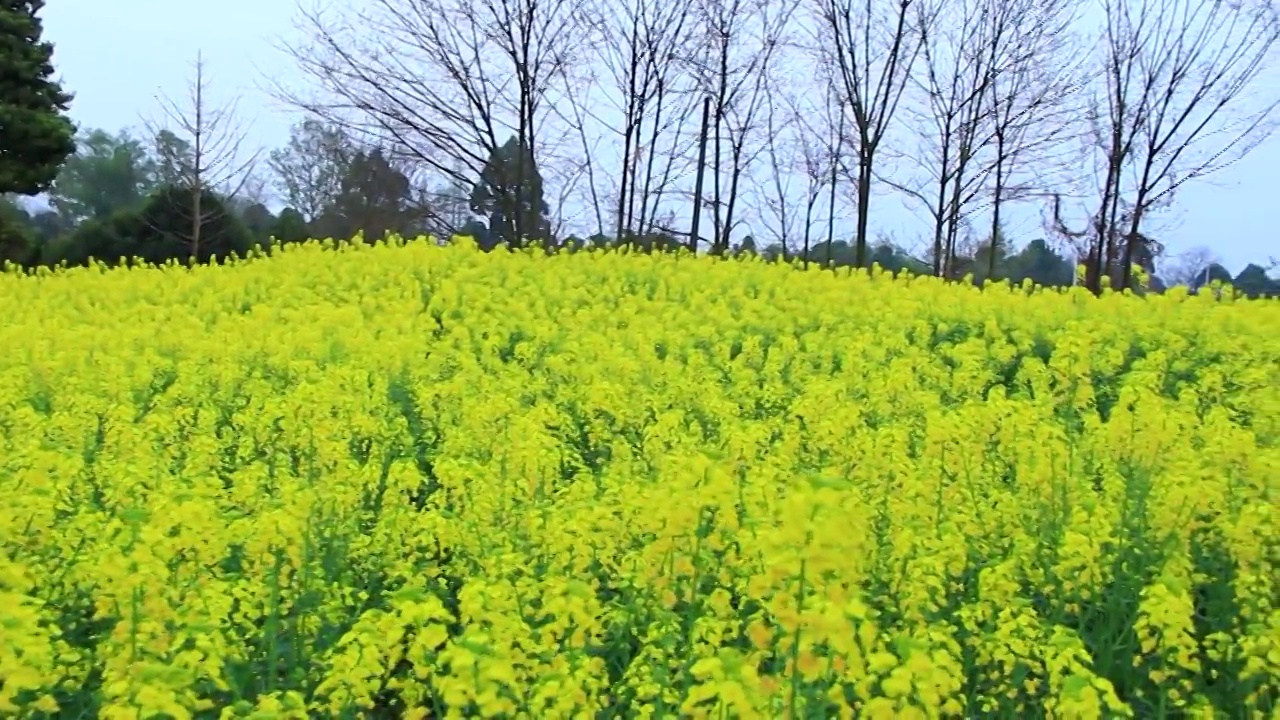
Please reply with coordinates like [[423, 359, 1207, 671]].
[[272, 0, 1279, 295], [1, 0, 1277, 297]]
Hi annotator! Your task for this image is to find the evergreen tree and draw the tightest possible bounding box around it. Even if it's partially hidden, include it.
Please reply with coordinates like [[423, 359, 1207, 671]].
[[131, 186, 252, 264], [0, 0, 75, 194], [151, 130, 194, 187], [1004, 239, 1074, 288], [314, 149, 421, 242], [269, 208, 311, 246], [1189, 262, 1235, 291], [976, 226, 1012, 282], [54, 186, 253, 267], [0, 195, 36, 264], [1233, 264, 1277, 298], [470, 136, 550, 249], [457, 218, 493, 249], [238, 202, 277, 244], [49, 128, 157, 226]]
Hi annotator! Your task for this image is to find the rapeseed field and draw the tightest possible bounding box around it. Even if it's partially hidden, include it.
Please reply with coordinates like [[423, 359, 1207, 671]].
[[0, 236, 1276, 719]]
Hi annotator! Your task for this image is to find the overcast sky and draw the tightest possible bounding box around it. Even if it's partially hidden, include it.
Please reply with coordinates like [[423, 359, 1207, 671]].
[[40, 0, 1278, 275]]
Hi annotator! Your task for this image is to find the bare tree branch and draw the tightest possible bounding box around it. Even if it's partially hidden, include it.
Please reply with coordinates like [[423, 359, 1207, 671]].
[[568, 0, 700, 244], [145, 51, 261, 259], [1160, 244, 1219, 286], [689, 0, 797, 254], [273, 0, 578, 245], [1064, 0, 1279, 292], [884, 0, 1087, 278], [268, 118, 355, 221], [816, 0, 929, 267]]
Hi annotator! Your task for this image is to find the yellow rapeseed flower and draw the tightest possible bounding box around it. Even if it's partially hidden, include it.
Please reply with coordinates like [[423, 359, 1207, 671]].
[[0, 236, 1275, 716]]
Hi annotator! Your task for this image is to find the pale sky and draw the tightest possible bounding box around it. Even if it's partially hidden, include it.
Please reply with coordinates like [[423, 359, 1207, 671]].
[[39, 0, 1278, 275]]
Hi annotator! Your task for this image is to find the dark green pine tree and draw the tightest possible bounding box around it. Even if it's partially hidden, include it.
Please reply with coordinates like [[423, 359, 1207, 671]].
[[0, 0, 76, 194], [1233, 263, 1278, 299], [470, 136, 551, 250], [313, 149, 420, 242]]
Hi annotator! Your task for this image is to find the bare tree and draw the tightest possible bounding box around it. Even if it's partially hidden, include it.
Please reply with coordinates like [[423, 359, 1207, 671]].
[[558, 74, 610, 237], [881, 0, 1085, 279], [222, 166, 276, 221], [878, 0, 992, 277], [562, 0, 702, 244], [542, 157, 590, 242], [268, 118, 355, 222], [980, 0, 1085, 280], [691, 0, 796, 254], [1114, 0, 1278, 289], [824, 82, 850, 270], [572, 0, 699, 244], [817, 0, 927, 268], [765, 64, 844, 266], [757, 74, 798, 257], [1161, 244, 1220, 286], [277, 0, 578, 246], [1062, 0, 1278, 292], [423, 166, 476, 241], [148, 51, 260, 259], [238, 170, 273, 208]]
